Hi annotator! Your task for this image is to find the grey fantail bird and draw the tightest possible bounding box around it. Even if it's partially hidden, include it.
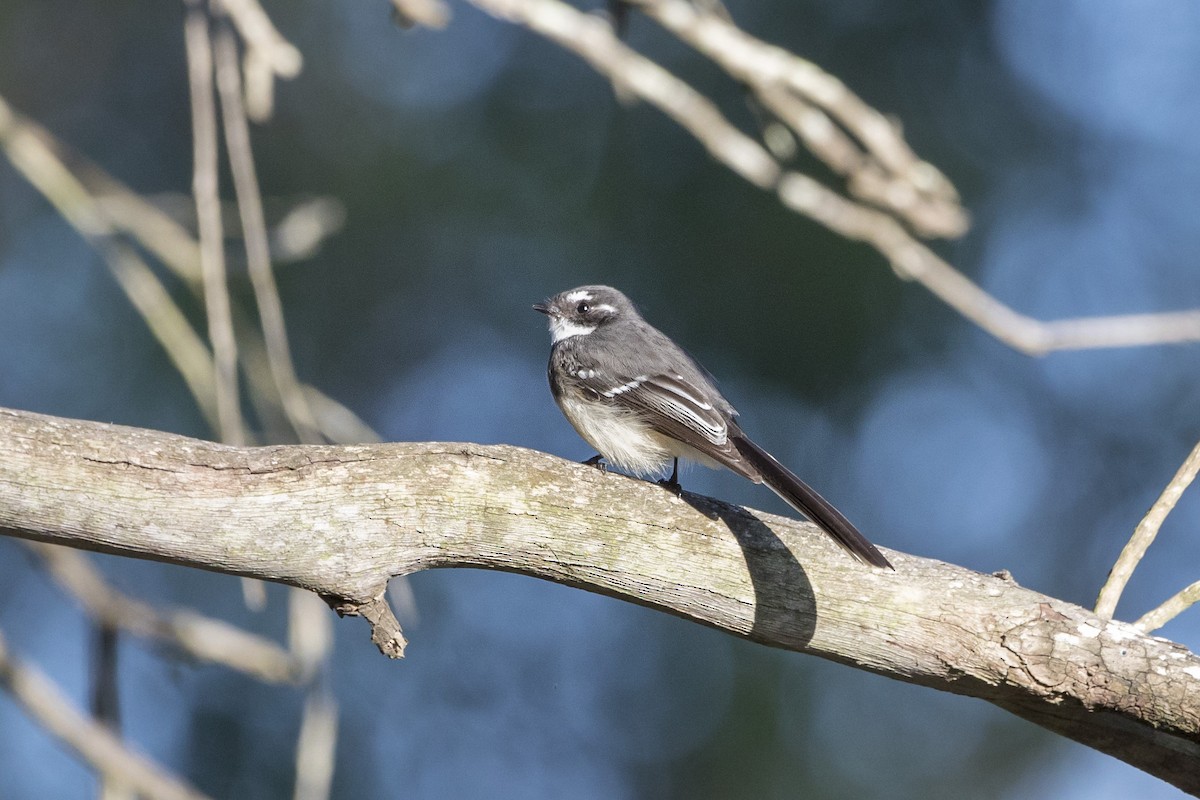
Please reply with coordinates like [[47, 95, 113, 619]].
[[534, 285, 892, 569]]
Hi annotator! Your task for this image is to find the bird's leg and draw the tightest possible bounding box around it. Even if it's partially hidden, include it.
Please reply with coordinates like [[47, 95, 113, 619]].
[[582, 454, 607, 472], [657, 458, 683, 497]]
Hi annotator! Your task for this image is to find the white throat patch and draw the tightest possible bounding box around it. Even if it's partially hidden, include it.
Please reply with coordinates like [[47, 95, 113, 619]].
[[549, 316, 597, 343]]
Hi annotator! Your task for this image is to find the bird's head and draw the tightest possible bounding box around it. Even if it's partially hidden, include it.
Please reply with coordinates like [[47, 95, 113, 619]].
[[533, 285, 636, 343]]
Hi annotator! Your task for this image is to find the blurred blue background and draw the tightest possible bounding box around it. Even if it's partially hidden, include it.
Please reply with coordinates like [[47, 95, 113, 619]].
[[1, 0, 1199, 797]]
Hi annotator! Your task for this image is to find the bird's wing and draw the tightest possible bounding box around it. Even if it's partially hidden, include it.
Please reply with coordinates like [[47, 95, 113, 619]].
[[575, 369, 731, 448]]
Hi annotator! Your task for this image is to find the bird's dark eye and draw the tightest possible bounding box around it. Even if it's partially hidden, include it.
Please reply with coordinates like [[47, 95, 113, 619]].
[[576, 302, 590, 314]]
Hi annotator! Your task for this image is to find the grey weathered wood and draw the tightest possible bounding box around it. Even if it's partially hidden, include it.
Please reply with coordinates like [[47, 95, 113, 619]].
[[1, 407, 1198, 793]]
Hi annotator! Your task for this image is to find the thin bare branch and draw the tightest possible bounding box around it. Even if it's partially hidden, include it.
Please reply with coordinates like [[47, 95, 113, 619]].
[[269, 197, 347, 264], [629, 0, 966, 238], [388, 0, 452, 29], [1096, 438, 1200, 619], [185, 1, 244, 445], [1136, 581, 1200, 634], [0, 94, 222, 429], [92, 622, 132, 800], [293, 686, 338, 800], [288, 590, 334, 674], [27, 542, 303, 683], [86, 183, 346, 277], [469, 0, 780, 188], [458, 0, 1200, 355], [214, 19, 323, 444], [217, 0, 302, 120], [0, 95, 369, 445], [0, 625, 212, 800], [289, 590, 338, 800], [79, 172, 203, 282], [775, 174, 1200, 353], [301, 386, 382, 444], [102, 244, 223, 430]]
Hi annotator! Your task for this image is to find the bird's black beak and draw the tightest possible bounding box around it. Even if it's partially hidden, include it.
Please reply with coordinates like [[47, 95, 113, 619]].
[[532, 302, 551, 315]]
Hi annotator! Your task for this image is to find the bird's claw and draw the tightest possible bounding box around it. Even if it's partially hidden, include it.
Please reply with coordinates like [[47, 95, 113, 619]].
[[657, 477, 683, 497]]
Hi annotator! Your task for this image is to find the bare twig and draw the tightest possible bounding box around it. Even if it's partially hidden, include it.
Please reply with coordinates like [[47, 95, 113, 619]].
[[628, 0, 966, 238], [217, 0, 302, 120], [774, 174, 1200, 353], [388, 0, 452, 29], [90, 624, 121, 730], [0, 94, 369, 444], [288, 589, 334, 676], [1136, 581, 1200, 634], [458, 0, 1200, 354], [269, 197, 347, 263], [213, 19, 323, 444], [328, 595, 408, 660], [0, 95, 222, 430], [1096, 438, 1200, 619], [0, 626, 212, 800], [468, 0, 778, 183], [102, 245, 224, 430], [230, 309, 378, 444], [27, 542, 303, 682], [301, 386, 382, 444], [92, 623, 132, 800], [293, 685, 338, 800], [185, 1, 244, 445], [82, 176, 203, 282], [85, 183, 346, 276], [289, 590, 337, 800]]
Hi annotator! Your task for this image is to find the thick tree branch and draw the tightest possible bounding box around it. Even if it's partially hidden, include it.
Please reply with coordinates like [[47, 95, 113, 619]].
[[0, 407, 1197, 793]]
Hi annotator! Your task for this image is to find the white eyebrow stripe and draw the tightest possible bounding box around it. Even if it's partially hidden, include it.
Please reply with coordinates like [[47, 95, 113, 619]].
[[564, 290, 594, 304]]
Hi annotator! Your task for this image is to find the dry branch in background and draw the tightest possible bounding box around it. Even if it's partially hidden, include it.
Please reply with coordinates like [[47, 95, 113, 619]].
[[183, 5, 339, 797], [1, 408, 1198, 794], [26, 542, 304, 683], [213, 19, 324, 444], [626, 0, 967, 237], [219, 0, 303, 119], [0, 94, 365, 444], [450, 0, 1200, 354], [184, 0, 244, 446], [0, 626, 211, 800], [1096, 436, 1200, 627], [0, 95, 225, 430], [1, 4, 342, 795], [2, 1, 1199, 797]]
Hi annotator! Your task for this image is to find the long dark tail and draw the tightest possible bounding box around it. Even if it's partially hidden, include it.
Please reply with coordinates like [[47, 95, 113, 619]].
[[732, 435, 893, 569]]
